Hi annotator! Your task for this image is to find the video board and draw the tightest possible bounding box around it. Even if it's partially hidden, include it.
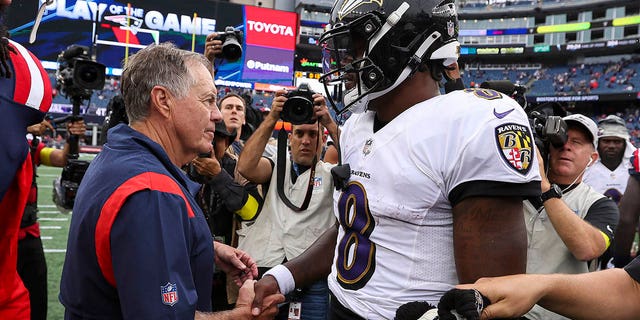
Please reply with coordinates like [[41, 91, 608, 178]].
[[8, 0, 296, 85]]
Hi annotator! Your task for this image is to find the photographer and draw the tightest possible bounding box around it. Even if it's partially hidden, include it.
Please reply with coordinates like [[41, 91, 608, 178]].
[[523, 114, 619, 320], [236, 89, 339, 319], [188, 121, 263, 311], [204, 27, 242, 76], [19, 118, 85, 320]]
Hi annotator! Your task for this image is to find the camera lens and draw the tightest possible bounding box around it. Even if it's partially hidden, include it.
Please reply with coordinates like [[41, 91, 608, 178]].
[[73, 60, 106, 90], [282, 97, 314, 125], [222, 37, 242, 61], [78, 68, 97, 83]]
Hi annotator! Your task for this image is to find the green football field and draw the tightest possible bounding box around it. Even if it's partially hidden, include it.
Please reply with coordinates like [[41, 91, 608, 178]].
[[36, 161, 85, 319]]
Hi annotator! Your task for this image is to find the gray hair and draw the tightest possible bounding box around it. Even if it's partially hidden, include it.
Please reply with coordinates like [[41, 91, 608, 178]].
[[121, 42, 212, 123]]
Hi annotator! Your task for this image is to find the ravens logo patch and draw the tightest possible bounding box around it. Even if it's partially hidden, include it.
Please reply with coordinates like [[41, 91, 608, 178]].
[[495, 123, 534, 175]]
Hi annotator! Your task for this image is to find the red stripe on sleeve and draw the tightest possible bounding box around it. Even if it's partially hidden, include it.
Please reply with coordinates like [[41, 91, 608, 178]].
[[8, 44, 31, 106], [94, 172, 195, 287], [27, 50, 52, 112]]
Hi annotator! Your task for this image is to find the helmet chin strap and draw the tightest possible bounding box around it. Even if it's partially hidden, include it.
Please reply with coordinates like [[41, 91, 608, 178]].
[[345, 30, 442, 114], [368, 2, 410, 50], [342, 2, 410, 114], [366, 30, 441, 102]]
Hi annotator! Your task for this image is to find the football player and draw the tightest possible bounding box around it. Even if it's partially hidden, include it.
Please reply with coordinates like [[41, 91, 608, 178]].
[[251, 0, 541, 319], [1, 0, 53, 318]]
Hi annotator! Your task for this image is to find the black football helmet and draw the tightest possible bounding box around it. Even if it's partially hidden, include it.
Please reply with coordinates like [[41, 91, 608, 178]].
[[319, 0, 460, 115]]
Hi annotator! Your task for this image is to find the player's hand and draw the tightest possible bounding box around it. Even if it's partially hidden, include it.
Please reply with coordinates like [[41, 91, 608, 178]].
[[191, 157, 222, 177], [230, 280, 283, 320], [204, 32, 223, 62], [438, 288, 490, 320], [213, 242, 258, 286], [27, 119, 54, 136], [67, 119, 86, 136], [251, 275, 281, 316]]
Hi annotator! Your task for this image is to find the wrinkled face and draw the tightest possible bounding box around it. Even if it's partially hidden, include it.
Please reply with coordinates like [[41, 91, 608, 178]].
[[289, 123, 320, 166], [548, 127, 595, 182], [219, 96, 245, 133], [598, 137, 626, 163], [171, 62, 221, 158]]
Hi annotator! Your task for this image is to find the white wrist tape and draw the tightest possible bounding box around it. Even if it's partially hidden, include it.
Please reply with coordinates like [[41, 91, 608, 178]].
[[263, 264, 295, 295]]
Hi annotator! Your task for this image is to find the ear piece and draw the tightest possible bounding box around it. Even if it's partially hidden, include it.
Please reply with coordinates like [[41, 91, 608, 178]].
[[587, 157, 593, 166]]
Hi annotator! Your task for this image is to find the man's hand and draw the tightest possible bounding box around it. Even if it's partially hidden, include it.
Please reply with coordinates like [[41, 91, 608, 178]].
[[27, 119, 54, 136], [213, 242, 258, 286], [266, 90, 287, 122], [233, 280, 284, 320], [191, 157, 222, 177], [443, 275, 546, 320], [535, 146, 551, 192], [251, 275, 281, 317], [67, 119, 86, 136], [312, 93, 335, 130], [204, 32, 223, 62]]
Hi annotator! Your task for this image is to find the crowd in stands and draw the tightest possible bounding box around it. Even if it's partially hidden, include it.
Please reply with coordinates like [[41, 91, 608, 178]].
[[462, 58, 640, 96], [458, 0, 581, 10]]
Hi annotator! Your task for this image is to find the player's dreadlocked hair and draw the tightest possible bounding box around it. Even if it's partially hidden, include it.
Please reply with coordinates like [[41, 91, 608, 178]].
[[0, 8, 14, 78]]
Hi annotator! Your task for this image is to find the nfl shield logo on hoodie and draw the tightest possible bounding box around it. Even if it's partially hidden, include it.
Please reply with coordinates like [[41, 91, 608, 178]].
[[161, 282, 179, 306]]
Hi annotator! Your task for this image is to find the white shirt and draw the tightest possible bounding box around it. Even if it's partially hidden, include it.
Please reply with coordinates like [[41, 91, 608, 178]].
[[328, 89, 541, 319]]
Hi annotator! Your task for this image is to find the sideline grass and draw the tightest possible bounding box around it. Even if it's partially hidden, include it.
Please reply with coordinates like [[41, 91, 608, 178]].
[[36, 153, 94, 319], [36, 165, 68, 320]]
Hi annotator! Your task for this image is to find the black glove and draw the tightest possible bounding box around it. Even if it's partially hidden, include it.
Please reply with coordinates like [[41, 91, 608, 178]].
[[438, 289, 490, 320], [395, 301, 436, 320]]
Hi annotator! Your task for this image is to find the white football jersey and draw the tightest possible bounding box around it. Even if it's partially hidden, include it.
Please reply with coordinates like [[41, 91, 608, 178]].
[[583, 141, 635, 204], [328, 89, 541, 319]]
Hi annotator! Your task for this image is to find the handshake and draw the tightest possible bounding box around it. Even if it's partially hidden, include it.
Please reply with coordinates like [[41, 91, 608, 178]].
[[209, 243, 285, 319]]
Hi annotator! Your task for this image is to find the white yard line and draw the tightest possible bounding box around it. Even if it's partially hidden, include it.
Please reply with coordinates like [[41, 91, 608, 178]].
[[44, 249, 67, 253], [40, 226, 62, 230], [39, 217, 68, 221], [39, 210, 63, 214]]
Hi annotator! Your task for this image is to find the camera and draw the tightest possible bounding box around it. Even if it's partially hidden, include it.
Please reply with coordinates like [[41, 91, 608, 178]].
[[214, 26, 243, 62], [480, 80, 568, 159], [56, 45, 106, 100], [281, 83, 317, 125], [52, 44, 105, 211], [52, 160, 90, 213]]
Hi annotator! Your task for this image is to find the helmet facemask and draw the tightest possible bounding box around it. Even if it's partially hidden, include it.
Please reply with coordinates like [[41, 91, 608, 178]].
[[319, 12, 385, 115], [319, 0, 460, 116]]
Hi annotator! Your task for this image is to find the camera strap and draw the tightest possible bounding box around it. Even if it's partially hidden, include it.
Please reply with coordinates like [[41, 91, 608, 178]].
[[276, 126, 316, 212]]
